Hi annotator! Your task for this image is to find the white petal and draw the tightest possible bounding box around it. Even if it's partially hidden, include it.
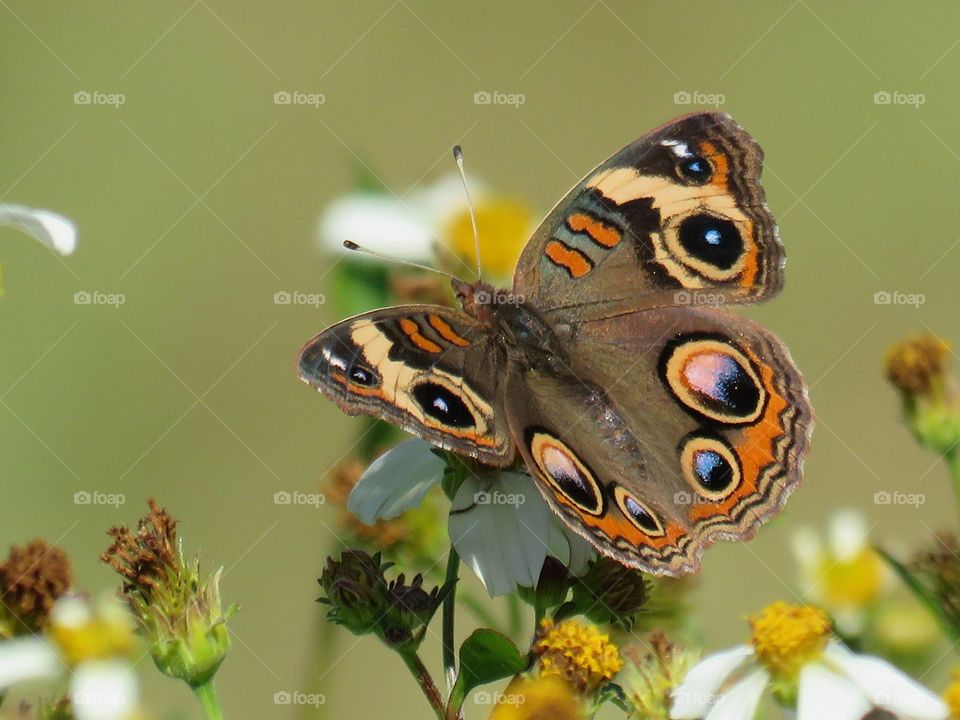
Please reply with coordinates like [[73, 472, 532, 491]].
[[829, 651, 948, 719], [347, 439, 446, 523], [0, 204, 76, 255], [703, 668, 768, 720], [791, 526, 823, 574], [409, 174, 477, 229], [798, 663, 872, 720], [318, 194, 434, 261], [0, 637, 61, 688], [563, 527, 596, 575], [829, 510, 868, 562], [449, 472, 550, 596], [71, 661, 139, 720], [670, 646, 754, 719]]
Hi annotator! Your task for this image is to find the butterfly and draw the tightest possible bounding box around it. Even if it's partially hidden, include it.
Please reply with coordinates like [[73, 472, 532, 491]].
[[298, 112, 813, 576]]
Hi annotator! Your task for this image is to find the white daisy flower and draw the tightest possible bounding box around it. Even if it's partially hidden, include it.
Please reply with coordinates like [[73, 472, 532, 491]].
[[0, 204, 76, 255], [670, 602, 947, 720], [348, 439, 595, 596], [791, 510, 889, 635], [0, 595, 140, 720], [317, 175, 482, 263]]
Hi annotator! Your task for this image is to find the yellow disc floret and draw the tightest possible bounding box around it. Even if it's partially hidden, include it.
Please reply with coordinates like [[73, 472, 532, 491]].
[[533, 618, 623, 693], [444, 197, 532, 279], [748, 602, 831, 680]]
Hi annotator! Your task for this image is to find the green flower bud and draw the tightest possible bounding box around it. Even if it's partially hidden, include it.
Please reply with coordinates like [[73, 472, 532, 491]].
[[571, 557, 648, 628]]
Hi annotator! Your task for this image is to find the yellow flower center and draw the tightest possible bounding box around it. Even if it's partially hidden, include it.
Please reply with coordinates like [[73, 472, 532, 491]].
[[444, 197, 532, 279], [748, 602, 830, 680], [944, 670, 960, 719], [817, 548, 885, 607], [534, 619, 623, 693], [490, 676, 584, 720], [48, 599, 134, 666]]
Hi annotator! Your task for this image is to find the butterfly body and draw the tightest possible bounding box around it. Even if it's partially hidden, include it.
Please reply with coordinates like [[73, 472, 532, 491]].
[[299, 112, 813, 576]]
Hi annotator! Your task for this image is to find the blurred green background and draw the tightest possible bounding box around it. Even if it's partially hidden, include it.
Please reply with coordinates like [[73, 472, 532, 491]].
[[3, 0, 960, 717]]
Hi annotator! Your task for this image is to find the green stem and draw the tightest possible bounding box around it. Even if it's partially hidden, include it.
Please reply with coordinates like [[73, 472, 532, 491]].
[[947, 448, 960, 517], [506, 592, 523, 639], [398, 650, 445, 720], [192, 681, 224, 720], [442, 548, 460, 689]]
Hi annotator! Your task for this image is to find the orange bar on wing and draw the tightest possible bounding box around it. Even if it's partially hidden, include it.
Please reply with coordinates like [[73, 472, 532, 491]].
[[400, 318, 442, 353], [567, 212, 621, 248], [428, 315, 470, 346], [545, 240, 593, 278]]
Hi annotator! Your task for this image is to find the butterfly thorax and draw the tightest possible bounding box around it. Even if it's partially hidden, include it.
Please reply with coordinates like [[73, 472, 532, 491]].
[[452, 278, 568, 371]]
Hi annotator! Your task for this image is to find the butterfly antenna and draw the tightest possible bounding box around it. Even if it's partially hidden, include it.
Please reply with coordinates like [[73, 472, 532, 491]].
[[342, 240, 458, 282], [453, 145, 482, 281]]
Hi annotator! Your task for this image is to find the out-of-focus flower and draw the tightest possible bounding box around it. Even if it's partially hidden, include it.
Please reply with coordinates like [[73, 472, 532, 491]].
[[443, 196, 533, 279], [326, 453, 446, 566], [348, 439, 594, 596], [0, 594, 140, 720], [0, 539, 73, 637], [0, 204, 76, 256], [489, 675, 585, 720], [943, 668, 960, 718], [792, 510, 889, 635], [619, 632, 696, 720], [885, 335, 960, 456], [670, 601, 947, 720], [317, 176, 477, 263], [317, 549, 444, 650], [533, 618, 623, 694], [101, 499, 235, 690]]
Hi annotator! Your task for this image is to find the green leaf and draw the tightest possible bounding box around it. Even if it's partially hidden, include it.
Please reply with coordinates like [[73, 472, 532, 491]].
[[446, 630, 526, 717], [876, 545, 960, 642]]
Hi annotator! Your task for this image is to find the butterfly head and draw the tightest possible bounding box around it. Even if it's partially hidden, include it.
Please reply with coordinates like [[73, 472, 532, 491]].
[[452, 277, 508, 325]]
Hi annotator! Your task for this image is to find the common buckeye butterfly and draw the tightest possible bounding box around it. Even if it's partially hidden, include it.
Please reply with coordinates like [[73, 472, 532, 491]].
[[298, 112, 813, 576]]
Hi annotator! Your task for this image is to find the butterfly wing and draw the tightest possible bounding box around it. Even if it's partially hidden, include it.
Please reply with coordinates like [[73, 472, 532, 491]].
[[504, 305, 811, 575], [513, 112, 782, 321], [298, 306, 515, 465]]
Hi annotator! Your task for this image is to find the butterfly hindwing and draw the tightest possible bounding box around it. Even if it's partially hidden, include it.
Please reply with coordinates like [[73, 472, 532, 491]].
[[513, 112, 783, 323], [298, 306, 514, 465], [504, 305, 811, 575]]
